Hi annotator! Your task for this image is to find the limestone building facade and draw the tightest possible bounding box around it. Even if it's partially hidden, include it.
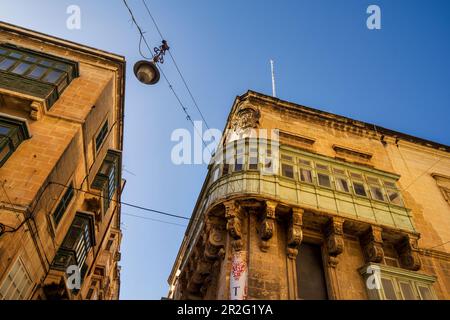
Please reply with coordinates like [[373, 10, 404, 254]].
[[0, 22, 124, 300], [168, 90, 450, 300]]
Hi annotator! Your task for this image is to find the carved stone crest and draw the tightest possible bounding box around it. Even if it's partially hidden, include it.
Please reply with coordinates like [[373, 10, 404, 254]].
[[230, 102, 260, 132]]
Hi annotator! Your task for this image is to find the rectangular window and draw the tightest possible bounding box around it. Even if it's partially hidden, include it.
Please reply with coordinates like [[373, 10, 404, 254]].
[[222, 164, 229, 176], [248, 145, 258, 170], [234, 157, 244, 172], [296, 242, 328, 300], [92, 150, 121, 212], [95, 120, 108, 152], [0, 258, 33, 300], [316, 163, 329, 171], [318, 173, 332, 188], [53, 183, 75, 226], [399, 281, 416, 300], [300, 168, 313, 183], [281, 163, 294, 179], [281, 154, 293, 162], [336, 177, 350, 193], [0, 116, 30, 167], [417, 286, 433, 300], [387, 189, 404, 206], [333, 168, 346, 175], [353, 182, 367, 197], [381, 278, 398, 300], [299, 159, 311, 166], [370, 185, 386, 201]]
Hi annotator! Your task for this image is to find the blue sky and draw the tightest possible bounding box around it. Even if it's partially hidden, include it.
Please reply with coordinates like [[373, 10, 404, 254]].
[[1, 0, 449, 299]]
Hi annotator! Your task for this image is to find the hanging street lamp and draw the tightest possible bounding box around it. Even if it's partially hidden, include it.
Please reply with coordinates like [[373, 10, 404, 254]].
[[133, 40, 170, 85]]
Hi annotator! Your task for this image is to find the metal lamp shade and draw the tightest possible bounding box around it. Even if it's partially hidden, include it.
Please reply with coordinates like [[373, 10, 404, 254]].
[[133, 60, 160, 85]]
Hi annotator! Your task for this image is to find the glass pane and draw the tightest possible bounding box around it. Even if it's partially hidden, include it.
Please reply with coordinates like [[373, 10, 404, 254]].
[[299, 159, 311, 166], [300, 168, 313, 183], [316, 164, 329, 171], [281, 154, 293, 161], [370, 186, 386, 201], [249, 156, 258, 170], [318, 173, 331, 188], [418, 286, 433, 300], [333, 168, 346, 175], [28, 66, 47, 79], [0, 125, 11, 135], [350, 172, 363, 180], [336, 178, 350, 192], [54, 62, 71, 71], [353, 182, 367, 196], [43, 70, 63, 83], [235, 157, 244, 171], [10, 62, 32, 75], [24, 55, 38, 63], [0, 58, 16, 70], [400, 282, 416, 300], [9, 52, 22, 59], [40, 60, 53, 67], [0, 48, 6, 55], [282, 164, 294, 178], [222, 164, 229, 175], [388, 190, 404, 206], [367, 176, 379, 184], [384, 181, 397, 189], [381, 278, 397, 300]]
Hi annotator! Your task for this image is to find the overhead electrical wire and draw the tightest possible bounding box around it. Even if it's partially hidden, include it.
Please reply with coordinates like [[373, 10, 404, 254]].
[[122, 212, 188, 228], [142, 0, 211, 130], [122, 0, 213, 155]]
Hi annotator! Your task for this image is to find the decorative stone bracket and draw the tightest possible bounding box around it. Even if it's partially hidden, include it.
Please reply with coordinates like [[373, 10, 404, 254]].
[[396, 234, 421, 271], [258, 201, 277, 252], [224, 201, 243, 251], [360, 226, 384, 263], [286, 208, 303, 259], [325, 217, 345, 267]]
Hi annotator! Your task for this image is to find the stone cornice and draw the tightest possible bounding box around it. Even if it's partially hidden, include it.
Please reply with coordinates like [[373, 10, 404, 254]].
[[234, 90, 449, 154]]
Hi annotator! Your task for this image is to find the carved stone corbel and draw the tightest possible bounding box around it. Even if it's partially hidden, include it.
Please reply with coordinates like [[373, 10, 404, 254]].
[[30, 100, 44, 121], [286, 208, 303, 259], [396, 234, 421, 271], [325, 217, 345, 266], [258, 201, 277, 252], [360, 226, 384, 263], [203, 216, 226, 260], [224, 201, 243, 251]]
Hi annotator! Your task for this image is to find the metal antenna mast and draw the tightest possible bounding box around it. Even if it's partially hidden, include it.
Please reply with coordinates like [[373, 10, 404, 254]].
[[270, 59, 276, 98]]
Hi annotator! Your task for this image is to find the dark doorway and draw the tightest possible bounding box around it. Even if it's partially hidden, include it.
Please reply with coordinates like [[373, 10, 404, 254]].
[[296, 242, 328, 300]]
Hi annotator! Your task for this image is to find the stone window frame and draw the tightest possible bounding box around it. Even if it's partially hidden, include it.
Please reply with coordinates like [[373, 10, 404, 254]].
[[431, 173, 450, 205], [359, 263, 437, 300], [0, 113, 31, 167]]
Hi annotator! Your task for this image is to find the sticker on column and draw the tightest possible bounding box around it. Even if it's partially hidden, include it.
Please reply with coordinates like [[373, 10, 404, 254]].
[[230, 251, 248, 300]]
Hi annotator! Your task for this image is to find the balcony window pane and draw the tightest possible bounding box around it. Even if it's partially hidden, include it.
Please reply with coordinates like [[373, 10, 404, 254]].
[[0, 58, 15, 70], [300, 168, 313, 183], [418, 286, 433, 300], [316, 163, 329, 171], [24, 56, 38, 63], [299, 159, 311, 166], [318, 173, 331, 188], [282, 163, 294, 179], [235, 157, 244, 171], [399, 282, 416, 300], [387, 189, 404, 206], [336, 177, 350, 192], [9, 52, 22, 59], [28, 66, 47, 79], [370, 186, 386, 201], [11, 62, 32, 75], [381, 278, 398, 300], [222, 164, 229, 176], [40, 59, 53, 67], [43, 70, 63, 83], [353, 182, 367, 196]]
